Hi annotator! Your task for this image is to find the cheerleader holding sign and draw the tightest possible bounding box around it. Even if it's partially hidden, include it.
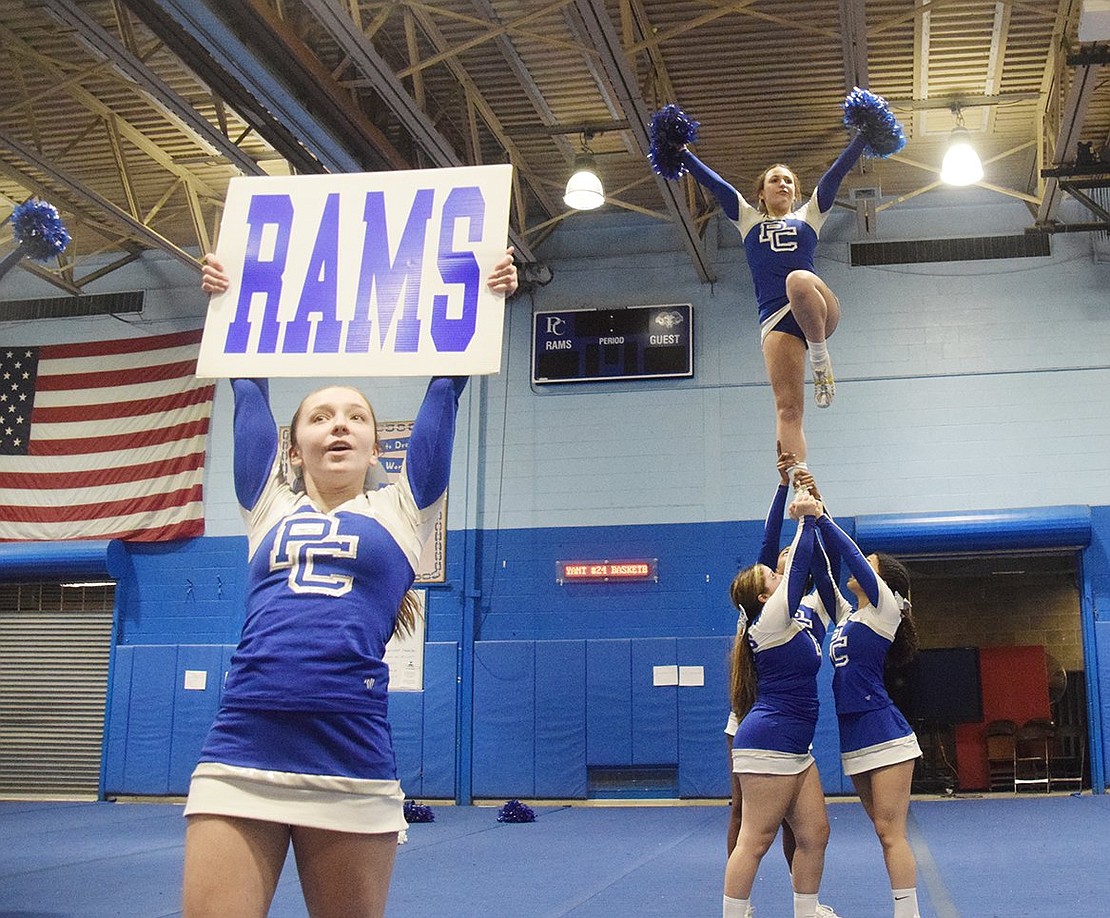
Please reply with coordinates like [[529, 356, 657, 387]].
[[183, 252, 517, 918], [650, 90, 905, 476]]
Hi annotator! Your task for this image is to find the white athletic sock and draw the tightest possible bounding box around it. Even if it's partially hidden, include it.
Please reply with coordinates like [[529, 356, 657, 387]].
[[793, 891, 818, 918], [723, 894, 750, 917], [892, 887, 919, 918], [808, 340, 829, 366], [787, 461, 809, 487]]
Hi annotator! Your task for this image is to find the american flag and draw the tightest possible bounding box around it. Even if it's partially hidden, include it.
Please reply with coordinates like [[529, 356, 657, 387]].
[[0, 328, 214, 542]]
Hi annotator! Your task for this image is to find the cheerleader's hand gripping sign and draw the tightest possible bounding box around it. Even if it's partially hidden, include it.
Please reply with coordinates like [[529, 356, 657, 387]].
[[197, 164, 512, 378]]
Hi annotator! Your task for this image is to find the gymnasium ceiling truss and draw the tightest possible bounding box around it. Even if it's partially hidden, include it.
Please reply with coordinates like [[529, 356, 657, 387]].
[[0, 0, 1107, 294]]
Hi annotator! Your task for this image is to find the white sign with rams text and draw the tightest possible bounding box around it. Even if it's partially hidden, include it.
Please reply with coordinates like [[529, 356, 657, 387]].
[[197, 164, 512, 377]]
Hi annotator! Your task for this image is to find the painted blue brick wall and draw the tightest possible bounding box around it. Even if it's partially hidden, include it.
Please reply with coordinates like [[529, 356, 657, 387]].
[[460, 520, 766, 642], [114, 537, 247, 645], [471, 206, 1110, 530]]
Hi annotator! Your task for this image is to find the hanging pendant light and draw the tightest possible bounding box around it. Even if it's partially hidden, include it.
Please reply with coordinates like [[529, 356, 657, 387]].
[[564, 134, 605, 210], [940, 105, 984, 186]]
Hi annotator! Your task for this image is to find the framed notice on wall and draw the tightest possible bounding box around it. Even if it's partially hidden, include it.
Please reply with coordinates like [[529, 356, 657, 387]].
[[279, 420, 447, 583], [532, 304, 693, 384], [384, 589, 426, 692]]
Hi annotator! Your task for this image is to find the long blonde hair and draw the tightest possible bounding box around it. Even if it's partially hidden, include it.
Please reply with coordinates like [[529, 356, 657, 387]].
[[393, 589, 422, 640], [728, 564, 767, 717]]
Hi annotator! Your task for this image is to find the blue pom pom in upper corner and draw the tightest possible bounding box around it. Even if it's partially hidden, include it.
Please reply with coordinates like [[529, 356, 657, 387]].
[[496, 799, 536, 823], [842, 87, 906, 158], [648, 103, 700, 180], [11, 199, 71, 261]]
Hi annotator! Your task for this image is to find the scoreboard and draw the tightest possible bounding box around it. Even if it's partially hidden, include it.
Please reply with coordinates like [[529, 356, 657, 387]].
[[531, 304, 693, 384]]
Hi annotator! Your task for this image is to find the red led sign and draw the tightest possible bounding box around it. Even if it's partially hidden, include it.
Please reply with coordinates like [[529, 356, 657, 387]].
[[556, 559, 658, 584]]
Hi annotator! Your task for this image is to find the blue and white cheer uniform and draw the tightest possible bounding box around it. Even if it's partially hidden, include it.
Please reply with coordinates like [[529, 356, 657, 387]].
[[184, 376, 463, 833]]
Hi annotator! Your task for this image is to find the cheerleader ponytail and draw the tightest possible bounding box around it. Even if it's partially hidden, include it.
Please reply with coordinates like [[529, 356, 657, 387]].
[[875, 553, 919, 667]]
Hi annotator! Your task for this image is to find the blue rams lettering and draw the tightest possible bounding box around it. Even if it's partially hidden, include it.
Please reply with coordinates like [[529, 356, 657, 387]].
[[223, 186, 487, 356]]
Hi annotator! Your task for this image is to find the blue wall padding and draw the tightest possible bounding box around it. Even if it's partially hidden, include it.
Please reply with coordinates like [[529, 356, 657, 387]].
[[121, 645, 177, 795], [676, 637, 731, 797], [103, 644, 134, 796], [1095, 620, 1110, 783], [0, 539, 126, 582], [389, 691, 424, 796], [534, 640, 587, 798], [420, 642, 458, 798], [88, 503, 1110, 798], [1087, 508, 1110, 623], [168, 645, 224, 793], [1084, 508, 1110, 789], [586, 639, 632, 766], [471, 641, 535, 798], [631, 638, 678, 765], [855, 505, 1092, 555]]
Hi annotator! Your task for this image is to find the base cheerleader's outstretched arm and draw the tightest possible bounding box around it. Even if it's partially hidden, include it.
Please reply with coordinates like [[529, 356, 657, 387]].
[[783, 486, 826, 618], [816, 513, 880, 608], [756, 513, 818, 634], [757, 480, 790, 570], [789, 465, 846, 621]]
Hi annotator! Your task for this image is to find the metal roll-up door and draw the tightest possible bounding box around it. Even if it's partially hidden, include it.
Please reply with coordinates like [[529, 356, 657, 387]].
[[0, 582, 114, 799]]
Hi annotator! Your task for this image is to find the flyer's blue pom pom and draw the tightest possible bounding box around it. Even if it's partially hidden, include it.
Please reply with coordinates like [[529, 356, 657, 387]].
[[648, 104, 700, 180], [842, 87, 906, 158], [403, 800, 435, 823], [11, 199, 71, 261], [497, 799, 536, 823]]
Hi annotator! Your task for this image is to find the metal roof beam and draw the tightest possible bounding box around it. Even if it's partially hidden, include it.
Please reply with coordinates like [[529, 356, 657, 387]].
[[300, 0, 465, 168], [0, 22, 223, 202], [298, 0, 534, 262], [840, 0, 870, 91], [0, 126, 200, 270], [45, 0, 264, 176], [1035, 59, 1101, 225], [120, 0, 349, 174], [568, 0, 714, 283], [406, 5, 557, 246]]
